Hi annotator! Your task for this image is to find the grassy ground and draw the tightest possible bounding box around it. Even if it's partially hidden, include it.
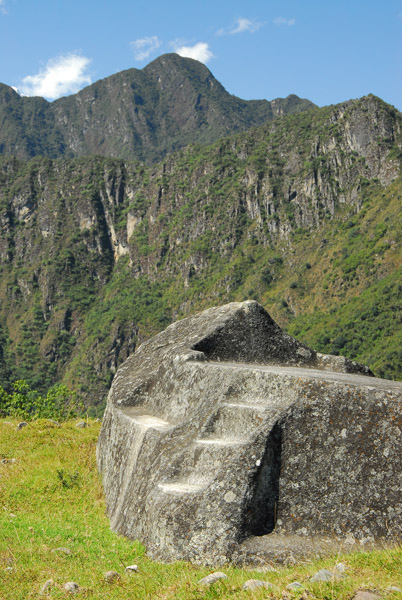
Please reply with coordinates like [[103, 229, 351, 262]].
[[0, 419, 401, 599]]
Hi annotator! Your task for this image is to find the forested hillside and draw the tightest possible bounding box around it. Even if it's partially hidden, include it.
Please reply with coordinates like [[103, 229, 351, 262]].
[[0, 93, 400, 413]]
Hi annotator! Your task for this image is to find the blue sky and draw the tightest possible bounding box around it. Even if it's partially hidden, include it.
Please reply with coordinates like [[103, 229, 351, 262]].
[[0, 0, 401, 110]]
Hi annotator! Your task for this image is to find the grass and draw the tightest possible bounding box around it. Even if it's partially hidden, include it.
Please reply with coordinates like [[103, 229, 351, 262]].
[[0, 419, 401, 599]]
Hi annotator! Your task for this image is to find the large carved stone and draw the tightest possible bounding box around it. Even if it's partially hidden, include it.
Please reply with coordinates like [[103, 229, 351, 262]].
[[97, 301, 402, 564]]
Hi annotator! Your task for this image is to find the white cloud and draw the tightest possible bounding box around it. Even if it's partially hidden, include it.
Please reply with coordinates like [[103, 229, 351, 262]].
[[130, 36, 161, 61], [230, 18, 264, 34], [19, 54, 92, 100], [273, 17, 296, 26], [174, 42, 214, 64]]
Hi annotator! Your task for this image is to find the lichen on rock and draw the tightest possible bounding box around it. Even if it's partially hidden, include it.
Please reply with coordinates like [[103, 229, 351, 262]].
[[97, 301, 402, 565]]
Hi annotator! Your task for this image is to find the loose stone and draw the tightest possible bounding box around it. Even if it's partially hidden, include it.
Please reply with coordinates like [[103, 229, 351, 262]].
[[16, 422, 28, 430], [386, 587, 402, 593], [287, 581, 303, 590], [198, 572, 228, 586], [51, 547, 71, 554], [104, 570, 121, 582], [310, 569, 337, 582], [125, 564, 138, 573], [242, 579, 272, 590], [352, 591, 382, 600], [63, 581, 79, 593], [76, 421, 88, 428]]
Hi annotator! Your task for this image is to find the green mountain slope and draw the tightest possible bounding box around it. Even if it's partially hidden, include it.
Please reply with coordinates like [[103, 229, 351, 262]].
[[0, 94, 400, 412], [0, 54, 314, 163]]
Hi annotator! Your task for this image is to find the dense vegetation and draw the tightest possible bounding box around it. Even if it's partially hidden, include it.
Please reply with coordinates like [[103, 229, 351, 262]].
[[0, 419, 400, 599], [0, 89, 400, 413]]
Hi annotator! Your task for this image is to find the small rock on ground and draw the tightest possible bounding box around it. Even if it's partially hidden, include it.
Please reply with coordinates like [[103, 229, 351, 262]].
[[39, 579, 54, 595], [63, 581, 79, 593], [16, 422, 28, 430], [76, 421, 88, 428], [125, 564, 138, 573], [198, 572, 228, 586], [386, 587, 402, 593], [1, 458, 16, 464], [352, 591, 382, 600], [310, 568, 342, 582], [242, 579, 272, 590], [104, 570, 121, 582], [287, 581, 303, 590], [51, 547, 71, 554]]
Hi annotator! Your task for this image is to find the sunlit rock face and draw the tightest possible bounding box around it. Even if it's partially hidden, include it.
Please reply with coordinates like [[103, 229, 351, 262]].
[[97, 301, 401, 565]]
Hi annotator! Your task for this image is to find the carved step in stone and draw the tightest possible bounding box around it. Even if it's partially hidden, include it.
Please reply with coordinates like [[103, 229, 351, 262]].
[[157, 481, 209, 494], [120, 407, 172, 430], [195, 438, 245, 446]]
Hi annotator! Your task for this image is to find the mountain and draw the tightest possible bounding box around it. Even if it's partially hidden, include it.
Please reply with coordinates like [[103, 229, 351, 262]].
[[0, 94, 400, 412], [0, 54, 315, 163]]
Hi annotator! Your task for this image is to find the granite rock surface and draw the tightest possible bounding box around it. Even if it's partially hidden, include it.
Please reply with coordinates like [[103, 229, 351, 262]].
[[97, 301, 401, 564]]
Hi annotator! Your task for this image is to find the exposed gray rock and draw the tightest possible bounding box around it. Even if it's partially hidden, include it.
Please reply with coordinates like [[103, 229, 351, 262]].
[[76, 421, 88, 428], [242, 579, 272, 590], [63, 581, 79, 593], [1, 458, 16, 464], [97, 301, 402, 565], [51, 547, 71, 555], [386, 587, 402, 593], [104, 570, 120, 582], [310, 569, 338, 582], [125, 564, 138, 573], [352, 591, 382, 600], [16, 422, 28, 430], [287, 582, 303, 590], [198, 572, 228, 586]]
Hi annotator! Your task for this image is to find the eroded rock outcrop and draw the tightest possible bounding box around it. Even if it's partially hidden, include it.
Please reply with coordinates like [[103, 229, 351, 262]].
[[97, 301, 402, 564]]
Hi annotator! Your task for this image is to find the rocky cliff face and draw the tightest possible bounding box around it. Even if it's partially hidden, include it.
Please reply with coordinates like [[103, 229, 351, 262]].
[[0, 54, 314, 163], [0, 94, 400, 410]]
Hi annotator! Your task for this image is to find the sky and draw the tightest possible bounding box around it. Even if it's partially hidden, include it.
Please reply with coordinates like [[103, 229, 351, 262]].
[[0, 0, 401, 110]]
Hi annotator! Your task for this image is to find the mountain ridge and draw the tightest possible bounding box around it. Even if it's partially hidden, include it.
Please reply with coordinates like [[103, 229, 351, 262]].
[[0, 53, 315, 163]]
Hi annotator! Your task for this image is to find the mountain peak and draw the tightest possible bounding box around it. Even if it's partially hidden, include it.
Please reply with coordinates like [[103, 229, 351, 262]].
[[0, 56, 315, 163]]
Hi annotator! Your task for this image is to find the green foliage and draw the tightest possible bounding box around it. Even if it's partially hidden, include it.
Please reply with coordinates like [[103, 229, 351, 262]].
[[0, 380, 83, 421], [0, 94, 401, 409]]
